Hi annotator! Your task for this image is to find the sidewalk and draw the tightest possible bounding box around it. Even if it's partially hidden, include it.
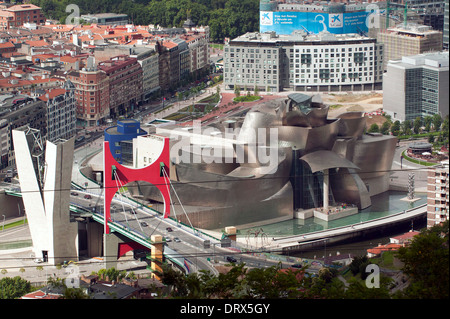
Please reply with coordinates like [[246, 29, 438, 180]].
[[143, 87, 221, 122]]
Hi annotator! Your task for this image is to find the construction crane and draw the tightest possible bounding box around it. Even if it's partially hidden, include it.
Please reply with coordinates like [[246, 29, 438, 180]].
[[386, 1, 421, 29]]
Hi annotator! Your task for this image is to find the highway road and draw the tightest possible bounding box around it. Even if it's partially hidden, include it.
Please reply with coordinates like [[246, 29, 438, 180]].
[[69, 189, 296, 274], [71, 190, 223, 274]]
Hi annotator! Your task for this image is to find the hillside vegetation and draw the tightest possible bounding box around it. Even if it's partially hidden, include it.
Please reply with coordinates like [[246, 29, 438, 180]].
[[31, 0, 260, 42]]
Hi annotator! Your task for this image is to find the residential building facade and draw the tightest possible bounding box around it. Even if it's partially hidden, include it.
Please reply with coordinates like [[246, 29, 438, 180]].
[[444, 1, 449, 50], [383, 51, 449, 121], [156, 40, 181, 92], [97, 55, 143, 119], [130, 46, 160, 103], [68, 59, 110, 127], [0, 4, 45, 30], [224, 31, 384, 93], [38, 81, 77, 143], [0, 118, 8, 169], [0, 94, 46, 168], [427, 161, 449, 228]]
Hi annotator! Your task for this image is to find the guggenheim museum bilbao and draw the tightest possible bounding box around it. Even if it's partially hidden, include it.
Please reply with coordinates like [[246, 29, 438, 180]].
[[94, 94, 397, 230]]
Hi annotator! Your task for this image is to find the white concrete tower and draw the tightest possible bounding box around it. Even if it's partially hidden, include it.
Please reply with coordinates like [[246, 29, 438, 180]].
[[12, 127, 78, 265]]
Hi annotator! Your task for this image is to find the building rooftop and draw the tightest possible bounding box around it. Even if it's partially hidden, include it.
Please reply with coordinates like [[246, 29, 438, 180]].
[[390, 230, 420, 243], [385, 23, 443, 36], [38, 88, 67, 102], [367, 243, 402, 256], [388, 51, 449, 70], [4, 4, 41, 12], [81, 13, 128, 19], [230, 31, 374, 45]]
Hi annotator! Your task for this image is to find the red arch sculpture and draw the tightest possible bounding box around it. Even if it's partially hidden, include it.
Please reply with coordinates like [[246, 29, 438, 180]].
[[103, 137, 171, 234]]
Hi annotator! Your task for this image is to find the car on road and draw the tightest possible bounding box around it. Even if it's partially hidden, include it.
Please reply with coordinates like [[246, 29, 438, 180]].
[[166, 227, 173, 232], [70, 192, 78, 196], [291, 263, 302, 268], [84, 194, 92, 199], [173, 237, 181, 243], [226, 256, 237, 263], [140, 222, 148, 227], [164, 236, 171, 242]]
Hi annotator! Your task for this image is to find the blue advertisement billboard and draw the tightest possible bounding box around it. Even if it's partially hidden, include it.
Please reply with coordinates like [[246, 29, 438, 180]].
[[260, 11, 370, 35]]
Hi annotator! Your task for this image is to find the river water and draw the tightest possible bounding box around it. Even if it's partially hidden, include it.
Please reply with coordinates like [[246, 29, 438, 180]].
[[239, 190, 427, 259]]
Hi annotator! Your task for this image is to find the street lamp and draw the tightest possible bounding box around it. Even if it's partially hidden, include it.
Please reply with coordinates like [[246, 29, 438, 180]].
[[2, 215, 5, 231]]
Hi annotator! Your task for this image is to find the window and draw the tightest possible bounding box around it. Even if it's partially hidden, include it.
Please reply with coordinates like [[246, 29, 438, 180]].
[[319, 69, 330, 80], [354, 52, 364, 64], [301, 54, 312, 64]]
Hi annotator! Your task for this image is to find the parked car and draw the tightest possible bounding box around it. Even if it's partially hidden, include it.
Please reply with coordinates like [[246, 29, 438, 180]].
[[226, 256, 237, 263], [173, 237, 181, 243]]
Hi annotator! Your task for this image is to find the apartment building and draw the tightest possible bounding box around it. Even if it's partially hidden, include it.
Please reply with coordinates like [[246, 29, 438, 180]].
[[0, 4, 45, 30], [383, 51, 449, 121], [0, 41, 15, 56], [67, 58, 110, 127], [156, 40, 181, 92], [130, 46, 160, 103], [93, 44, 160, 103], [224, 31, 383, 93], [97, 55, 143, 119], [427, 161, 449, 228], [444, 1, 449, 50], [181, 32, 210, 80], [0, 118, 7, 169], [0, 94, 46, 167], [377, 24, 443, 70], [38, 81, 76, 143]]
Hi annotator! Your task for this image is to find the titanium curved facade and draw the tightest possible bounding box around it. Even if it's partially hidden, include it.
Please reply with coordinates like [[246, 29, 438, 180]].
[[128, 94, 397, 229]]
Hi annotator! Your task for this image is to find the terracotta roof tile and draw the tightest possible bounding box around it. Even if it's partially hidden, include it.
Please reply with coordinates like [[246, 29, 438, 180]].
[[38, 88, 67, 101]]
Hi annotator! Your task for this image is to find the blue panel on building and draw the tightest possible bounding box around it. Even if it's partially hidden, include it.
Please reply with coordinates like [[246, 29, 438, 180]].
[[260, 11, 371, 35], [104, 119, 147, 164]]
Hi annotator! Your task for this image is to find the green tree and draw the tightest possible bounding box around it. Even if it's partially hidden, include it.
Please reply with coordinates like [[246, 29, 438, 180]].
[[160, 264, 189, 297], [234, 84, 240, 98], [368, 123, 379, 133], [391, 120, 401, 136], [349, 255, 369, 276], [442, 116, 449, 140], [47, 276, 89, 299], [401, 120, 412, 135], [344, 277, 391, 299], [396, 221, 449, 299], [423, 115, 433, 132], [380, 121, 391, 135], [0, 276, 33, 299], [413, 116, 422, 134], [432, 114, 442, 132], [215, 262, 247, 298]]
